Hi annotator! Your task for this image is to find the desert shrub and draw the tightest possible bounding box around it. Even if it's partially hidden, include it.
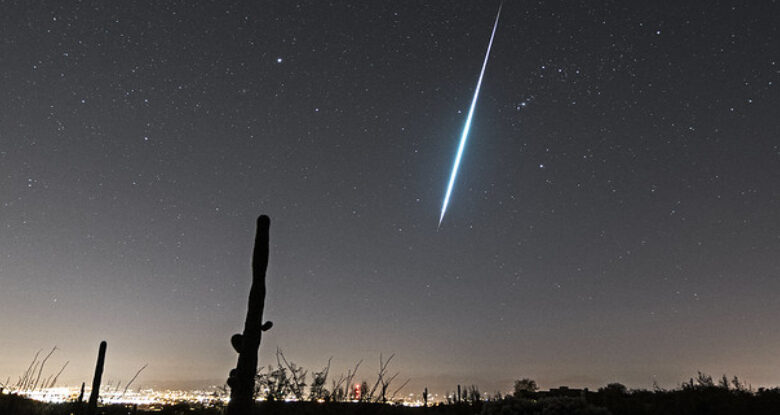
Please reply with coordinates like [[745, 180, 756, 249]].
[[481, 396, 610, 415]]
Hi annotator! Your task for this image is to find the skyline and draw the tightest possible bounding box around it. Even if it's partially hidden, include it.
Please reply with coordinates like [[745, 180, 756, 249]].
[[1, 0, 778, 396]]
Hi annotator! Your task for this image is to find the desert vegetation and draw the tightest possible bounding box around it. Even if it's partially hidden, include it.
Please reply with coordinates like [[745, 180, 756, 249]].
[[6, 370, 780, 415]]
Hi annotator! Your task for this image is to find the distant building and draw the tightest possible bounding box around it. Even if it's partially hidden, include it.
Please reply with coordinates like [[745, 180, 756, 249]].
[[544, 386, 588, 398]]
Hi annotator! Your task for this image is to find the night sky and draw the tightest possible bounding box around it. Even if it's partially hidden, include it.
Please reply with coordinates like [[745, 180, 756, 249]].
[[1, 1, 778, 394]]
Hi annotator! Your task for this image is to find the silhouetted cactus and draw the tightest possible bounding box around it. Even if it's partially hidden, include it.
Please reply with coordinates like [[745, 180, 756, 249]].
[[227, 215, 273, 415], [87, 341, 106, 415], [423, 387, 428, 407]]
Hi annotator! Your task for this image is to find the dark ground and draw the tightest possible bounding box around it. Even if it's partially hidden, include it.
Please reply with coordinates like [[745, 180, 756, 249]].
[[6, 387, 780, 415]]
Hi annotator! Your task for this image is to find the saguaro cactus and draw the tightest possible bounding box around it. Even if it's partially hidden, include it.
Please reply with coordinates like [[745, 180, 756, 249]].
[[227, 215, 273, 415], [423, 387, 428, 407], [87, 341, 106, 415]]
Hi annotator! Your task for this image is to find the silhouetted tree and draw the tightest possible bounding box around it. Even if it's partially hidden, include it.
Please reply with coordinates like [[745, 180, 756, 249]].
[[600, 383, 627, 395], [368, 353, 399, 403], [359, 381, 370, 402], [309, 358, 331, 401], [255, 364, 289, 401], [277, 349, 307, 400], [731, 375, 746, 392], [513, 378, 538, 399], [718, 374, 730, 390], [696, 371, 714, 388], [466, 384, 482, 411]]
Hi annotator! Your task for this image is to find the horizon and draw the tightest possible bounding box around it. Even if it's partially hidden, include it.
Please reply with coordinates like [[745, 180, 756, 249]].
[[1, 0, 778, 403], [4, 344, 780, 396]]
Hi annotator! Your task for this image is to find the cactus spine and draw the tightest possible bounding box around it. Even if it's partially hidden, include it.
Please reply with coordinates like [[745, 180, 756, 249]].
[[227, 215, 273, 415], [86, 341, 106, 415]]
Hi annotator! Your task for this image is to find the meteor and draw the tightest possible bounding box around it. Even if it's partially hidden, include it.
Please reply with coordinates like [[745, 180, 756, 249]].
[[439, 1, 503, 227]]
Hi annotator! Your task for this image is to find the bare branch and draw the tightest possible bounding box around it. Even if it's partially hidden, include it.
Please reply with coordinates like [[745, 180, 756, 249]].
[[18, 349, 42, 390], [331, 373, 346, 401], [32, 346, 57, 391], [121, 363, 148, 399], [24, 361, 40, 391], [342, 360, 363, 401], [370, 353, 397, 403], [277, 349, 307, 399], [309, 357, 332, 401], [42, 375, 53, 392], [389, 378, 411, 401], [48, 361, 68, 389]]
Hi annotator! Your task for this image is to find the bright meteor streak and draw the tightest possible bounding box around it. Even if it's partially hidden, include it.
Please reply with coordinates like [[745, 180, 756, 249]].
[[439, 1, 503, 227]]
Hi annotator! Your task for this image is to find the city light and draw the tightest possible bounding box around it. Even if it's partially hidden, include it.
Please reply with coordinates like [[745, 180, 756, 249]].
[[1, 385, 450, 408]]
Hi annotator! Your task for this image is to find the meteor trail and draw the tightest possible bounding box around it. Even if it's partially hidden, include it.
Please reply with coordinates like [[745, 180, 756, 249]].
[[438, 1, 503, 227]]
